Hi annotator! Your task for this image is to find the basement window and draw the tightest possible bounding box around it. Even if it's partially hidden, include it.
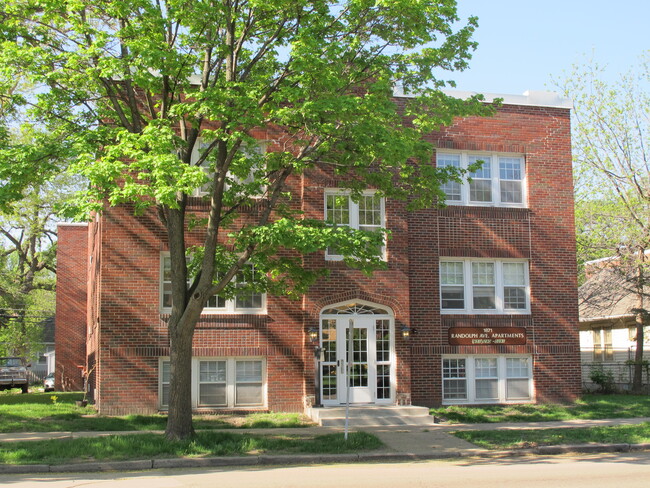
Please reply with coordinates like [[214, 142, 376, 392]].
[[442, 355, 533, 404], [159, 357, 266, 409]]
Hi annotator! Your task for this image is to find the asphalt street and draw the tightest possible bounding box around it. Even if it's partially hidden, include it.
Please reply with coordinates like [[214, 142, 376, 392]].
[[3, 452, 650, 488]]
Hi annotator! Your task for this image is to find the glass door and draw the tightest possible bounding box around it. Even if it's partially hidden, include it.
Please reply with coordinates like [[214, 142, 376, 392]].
[[320, 303, 394, 406], [339, 318, 373, 403]]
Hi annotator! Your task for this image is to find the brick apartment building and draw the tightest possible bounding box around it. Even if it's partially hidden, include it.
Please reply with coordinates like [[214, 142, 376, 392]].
[[55, 90, 581, 415]]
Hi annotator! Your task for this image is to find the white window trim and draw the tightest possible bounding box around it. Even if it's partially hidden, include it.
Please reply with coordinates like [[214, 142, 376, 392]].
[[437, 151, 526, 207], [191, 139, 267, 198], [159, 357, 267, 410], [324, 190, 386, 261], [440, 258, 530, 315], [442, 355, 534, 405], [159, 253, 267, 315]]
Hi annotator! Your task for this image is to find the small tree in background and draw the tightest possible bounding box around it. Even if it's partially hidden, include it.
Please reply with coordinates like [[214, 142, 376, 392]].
[[560, 54, 650, 392]]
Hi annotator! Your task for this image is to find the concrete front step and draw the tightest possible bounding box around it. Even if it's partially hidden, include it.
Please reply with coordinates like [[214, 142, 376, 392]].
[[307, 405, 434, 427]]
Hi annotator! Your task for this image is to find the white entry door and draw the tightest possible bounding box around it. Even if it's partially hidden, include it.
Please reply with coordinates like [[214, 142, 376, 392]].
[[320, 303, 394, 405], [338, 317, 374, 403]]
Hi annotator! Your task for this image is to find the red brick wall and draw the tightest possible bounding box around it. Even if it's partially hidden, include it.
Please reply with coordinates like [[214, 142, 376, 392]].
[[75, 99, 580, 413], [55, 224, 89, 391], [408, 103, 581, 406], [91, 200, 313, 414], [86, 214, 102, 404]]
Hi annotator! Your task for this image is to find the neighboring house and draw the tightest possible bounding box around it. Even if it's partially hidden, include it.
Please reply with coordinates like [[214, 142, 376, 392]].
[[579, 259, 650, 389], [0, 313, 54, 380], [55, 90, 581, 415], [31, 316, 55, 378]]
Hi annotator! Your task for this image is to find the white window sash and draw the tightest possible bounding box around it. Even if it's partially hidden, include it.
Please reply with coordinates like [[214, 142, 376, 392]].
[[160, 357, 266, 409], [324, 191, 386, 261], [191, 139, 267, 198], [436, 152, 526, 207], [442, 355, 533, 404], [160, 253, 266, 314], [440, 259, 530, 314]]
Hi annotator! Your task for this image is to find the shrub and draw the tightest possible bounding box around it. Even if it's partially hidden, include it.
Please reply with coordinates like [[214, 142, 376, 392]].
[[589, 365, 617, 393]]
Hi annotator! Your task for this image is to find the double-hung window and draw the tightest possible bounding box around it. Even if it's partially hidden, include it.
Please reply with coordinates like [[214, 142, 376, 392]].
[[442, 358, 467, 400], [191, 139, 266, 198], [324, 191, 385, 260], [235, 360, 264, 405], [440, 259, 530, 314], [199, 360, 227, 406], [442, 356, 532, 404], [191, 138, 214, 197], [437, 152, 525, 207], [160, 358, 265, 409], [160, 255, 265, 314]]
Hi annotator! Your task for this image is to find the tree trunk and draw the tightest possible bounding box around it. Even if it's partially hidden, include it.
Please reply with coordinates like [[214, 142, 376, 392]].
[[632, 311, 645, 393], [164, 316, 195, 440], [632, 250, 646, 394]]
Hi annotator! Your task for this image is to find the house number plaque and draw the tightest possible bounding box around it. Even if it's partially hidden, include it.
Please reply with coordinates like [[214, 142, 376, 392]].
[[448, 327, 527, 345]]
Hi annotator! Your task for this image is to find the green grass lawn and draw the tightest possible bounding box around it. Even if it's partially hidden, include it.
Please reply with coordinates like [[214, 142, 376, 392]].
[[0, 392, 309, 432], [431, 394, 650, 423], [454, 422, 650, 450], [0, 431, 382, 465]]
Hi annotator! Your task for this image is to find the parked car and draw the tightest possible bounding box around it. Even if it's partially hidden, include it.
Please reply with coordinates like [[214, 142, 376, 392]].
[[43, 373, 55, 392], [0, 357, 29, 393]]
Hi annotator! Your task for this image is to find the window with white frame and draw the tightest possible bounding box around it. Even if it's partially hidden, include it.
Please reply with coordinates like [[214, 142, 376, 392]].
[[506, 357, 532, 400], [442, 356, 532, 403], [235, 360, 264, 405], [159, 357, 265, 409], [191, 138, 214, 197], [475, 357, 498, 400], [437, 152, 525, 207], [199, 360, 227, 406], [160, 255, 265, 313], [442, 358, 467, 400], [324, 191, 385, 260], [440, 259, 530, 314], [160, 360, 171, 406], [191, 139, 267, 197]]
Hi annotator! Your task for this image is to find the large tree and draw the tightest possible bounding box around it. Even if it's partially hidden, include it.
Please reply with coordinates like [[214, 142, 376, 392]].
[[1, 68, 72, 361], [0, 167, 78, 361], [1, 0, 491, 439], [560, 55, 650, 392]]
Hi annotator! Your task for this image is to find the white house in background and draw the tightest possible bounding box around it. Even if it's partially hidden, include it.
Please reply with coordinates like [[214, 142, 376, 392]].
[[579, 258, 650, 389], [30, 316, 55, 378]]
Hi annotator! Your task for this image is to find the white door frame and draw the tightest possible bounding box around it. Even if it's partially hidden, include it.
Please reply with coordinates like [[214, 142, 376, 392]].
[[319, 300, 395, 406]]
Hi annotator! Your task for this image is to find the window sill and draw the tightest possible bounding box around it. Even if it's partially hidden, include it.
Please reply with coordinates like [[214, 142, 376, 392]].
[[325, 255, 388, 263], [160, 309, 268, 316], [442, 398, 533, 406], [444, 201, 527, 209], [159, 406, 268, 413], [441, 310, 531, 315]]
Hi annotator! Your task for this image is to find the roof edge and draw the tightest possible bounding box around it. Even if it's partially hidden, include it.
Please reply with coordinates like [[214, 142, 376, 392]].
[[393, 87, 573, 109], [579, 313, 636, 323]]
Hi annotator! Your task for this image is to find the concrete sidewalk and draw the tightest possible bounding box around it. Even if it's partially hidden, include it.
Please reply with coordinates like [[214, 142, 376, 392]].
[[1, 418, 650, 474]]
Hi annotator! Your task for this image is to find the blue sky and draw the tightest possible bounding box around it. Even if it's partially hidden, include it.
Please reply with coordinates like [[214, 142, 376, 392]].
[[446, 0, 649, 95]]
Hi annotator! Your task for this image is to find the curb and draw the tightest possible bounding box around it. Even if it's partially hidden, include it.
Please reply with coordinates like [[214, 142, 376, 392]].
[[2, 443, 650, 475]]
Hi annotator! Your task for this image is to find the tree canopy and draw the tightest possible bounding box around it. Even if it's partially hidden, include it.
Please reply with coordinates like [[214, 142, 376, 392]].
[[563, 56, 650, 272], [559, 53, 650, 391], [0, 170, 77, 360], [1, 0, 492, 438]]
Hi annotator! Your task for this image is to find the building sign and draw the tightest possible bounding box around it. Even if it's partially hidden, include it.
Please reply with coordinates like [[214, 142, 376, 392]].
[[448, 327, 527, 345]]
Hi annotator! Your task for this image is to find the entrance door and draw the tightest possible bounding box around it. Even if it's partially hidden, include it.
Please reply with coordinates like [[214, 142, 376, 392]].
[[339, 318, 373, 403], [320, 302, 394, 405]]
